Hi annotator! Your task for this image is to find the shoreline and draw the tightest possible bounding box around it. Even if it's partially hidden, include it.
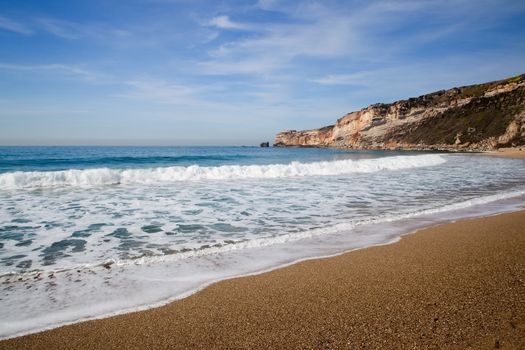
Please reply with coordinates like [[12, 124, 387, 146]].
[[485, 147, 525, 158], [2, 188, 524, 341], [273, 146, 525, 157], [2, 209, 525, 349]]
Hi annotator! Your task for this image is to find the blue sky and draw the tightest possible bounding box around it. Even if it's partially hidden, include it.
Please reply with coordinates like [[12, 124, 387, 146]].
[[0, 0, 524, 145]]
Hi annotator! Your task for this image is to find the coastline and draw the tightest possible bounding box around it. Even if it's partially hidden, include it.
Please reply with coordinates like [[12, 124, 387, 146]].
[[273, 145, 525, 157], [486, 147, 525, 158], [3, 209, 525, 349]]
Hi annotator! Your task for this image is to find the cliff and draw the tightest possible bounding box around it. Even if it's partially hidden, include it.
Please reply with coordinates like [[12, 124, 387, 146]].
[[274, 74, 525, 151]]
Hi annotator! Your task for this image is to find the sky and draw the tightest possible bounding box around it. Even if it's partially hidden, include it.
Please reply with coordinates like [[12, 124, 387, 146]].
[[0, 0, 524, 146]]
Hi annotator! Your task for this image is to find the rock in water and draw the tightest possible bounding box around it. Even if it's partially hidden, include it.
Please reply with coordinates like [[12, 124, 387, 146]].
[[260, 142, 270, 148]]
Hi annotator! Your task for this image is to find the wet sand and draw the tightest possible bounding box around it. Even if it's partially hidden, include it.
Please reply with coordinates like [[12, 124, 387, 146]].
[[2, 211, 525, 349]]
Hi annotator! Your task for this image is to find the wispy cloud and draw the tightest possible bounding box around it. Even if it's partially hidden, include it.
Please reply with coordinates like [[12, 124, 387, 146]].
[[256, 0, 278, 10], [118, 79, 202, 104], [1, 0, 524, 144], [199, 0, 524, 77], [0, 15, 32, 35], [0, 14, 134, 44], [209, 15, 247, 30], [0, 63, 103, 81], [312, 74, 361, 86], [199, 1, 432, 76], [37, 17, 131, 41], [200, 16, 356, 75], [199, 56, 283, 75], [312, 51, 525, 105], [37, 18, 84, 39]]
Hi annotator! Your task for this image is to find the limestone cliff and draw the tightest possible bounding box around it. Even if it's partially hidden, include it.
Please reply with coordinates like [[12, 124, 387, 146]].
[[274, 75, 525, 151]]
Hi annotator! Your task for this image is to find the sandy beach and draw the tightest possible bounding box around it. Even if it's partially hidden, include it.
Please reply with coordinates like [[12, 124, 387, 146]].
[[486, 147, 525, 158], [2, 209, 524, 349]]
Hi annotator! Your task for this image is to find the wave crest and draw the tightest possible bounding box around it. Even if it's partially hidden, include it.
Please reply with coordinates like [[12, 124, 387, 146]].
[[0, 154, 446, 190]]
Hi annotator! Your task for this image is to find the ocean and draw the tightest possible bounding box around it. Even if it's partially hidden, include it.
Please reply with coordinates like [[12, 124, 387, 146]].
[[1, 146, 524, 338]]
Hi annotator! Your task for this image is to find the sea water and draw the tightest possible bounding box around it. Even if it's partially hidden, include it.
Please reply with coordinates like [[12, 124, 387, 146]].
[[0, 146, 524, 338]]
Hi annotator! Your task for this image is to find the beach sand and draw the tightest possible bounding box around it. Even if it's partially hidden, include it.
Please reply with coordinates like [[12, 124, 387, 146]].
[[2, 211, 525, 349], [487, 147, 525, 158]]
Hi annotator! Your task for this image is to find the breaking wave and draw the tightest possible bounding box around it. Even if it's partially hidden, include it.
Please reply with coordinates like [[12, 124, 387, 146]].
[[0, 154, 446, 190]]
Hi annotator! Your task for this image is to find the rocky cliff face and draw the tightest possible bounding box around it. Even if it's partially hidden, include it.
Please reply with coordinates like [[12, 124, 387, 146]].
[[274, 75, 525, 151]]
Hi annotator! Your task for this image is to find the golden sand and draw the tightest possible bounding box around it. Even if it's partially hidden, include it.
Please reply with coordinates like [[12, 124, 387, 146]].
[[2, 211, 525, 349], [486, 147, 525, 158]]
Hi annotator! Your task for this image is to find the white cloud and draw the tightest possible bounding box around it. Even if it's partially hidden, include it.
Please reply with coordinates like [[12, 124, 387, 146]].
[[209, 15, 247, 30], [199, 1, 443, 76], [201, 15, 357, 75], [0, 15, 32, 35], [199, 0, 524, 77], [312, 74, 361, 86]]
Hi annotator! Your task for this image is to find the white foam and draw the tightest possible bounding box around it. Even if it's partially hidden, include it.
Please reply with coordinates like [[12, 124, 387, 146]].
[[0, 154, 446, 190], [109, 187, 525, 268], [1, 189, 524, 340], [1, 153, 525, 339], [4, 187, 525, 278]]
